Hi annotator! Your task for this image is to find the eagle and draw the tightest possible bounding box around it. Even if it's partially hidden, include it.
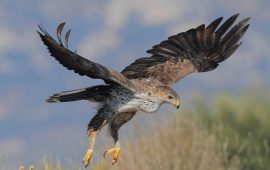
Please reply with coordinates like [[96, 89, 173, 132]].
[[38, 14, 249, 167]]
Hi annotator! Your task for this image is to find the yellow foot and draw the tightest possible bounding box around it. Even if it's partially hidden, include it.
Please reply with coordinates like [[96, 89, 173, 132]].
[[83, 149, 93, 168], [103, 147, 121, 165]]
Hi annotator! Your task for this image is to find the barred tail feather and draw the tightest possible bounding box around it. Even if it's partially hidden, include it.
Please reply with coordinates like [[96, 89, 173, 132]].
[[46, 89, 89, 102], [46, 85, 109, 103]]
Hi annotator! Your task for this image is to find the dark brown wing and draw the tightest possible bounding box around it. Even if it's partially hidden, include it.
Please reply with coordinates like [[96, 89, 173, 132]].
[[122, 14, 250, 85], [38, 23, 136, 92]]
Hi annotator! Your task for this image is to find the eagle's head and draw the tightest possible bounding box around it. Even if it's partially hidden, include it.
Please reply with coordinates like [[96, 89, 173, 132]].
[[158, 86, 180, 109]]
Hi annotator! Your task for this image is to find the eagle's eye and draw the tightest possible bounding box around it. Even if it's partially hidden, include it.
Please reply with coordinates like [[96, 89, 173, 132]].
[[168, 95, 174, 100]]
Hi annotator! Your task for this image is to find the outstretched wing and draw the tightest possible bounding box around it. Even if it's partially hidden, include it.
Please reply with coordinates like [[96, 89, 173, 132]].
[[38, 23, 136, 92], [122, 14, 250, 86]]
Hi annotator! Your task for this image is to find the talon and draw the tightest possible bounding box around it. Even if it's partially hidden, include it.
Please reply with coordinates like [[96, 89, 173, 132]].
[[103, 148, 121, 165], [83, 149, 93, 168]]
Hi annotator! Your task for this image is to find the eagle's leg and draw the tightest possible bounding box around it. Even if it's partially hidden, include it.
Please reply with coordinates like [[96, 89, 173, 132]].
[[104, 112, 136, 164], [83, 114, 107, 168]]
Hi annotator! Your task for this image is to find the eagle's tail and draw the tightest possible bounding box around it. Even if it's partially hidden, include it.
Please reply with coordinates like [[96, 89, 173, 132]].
[[46, 85, 109, 103]]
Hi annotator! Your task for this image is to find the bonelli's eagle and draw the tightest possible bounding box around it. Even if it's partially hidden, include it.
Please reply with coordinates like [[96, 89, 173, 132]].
[[38, 14, 249, 167]]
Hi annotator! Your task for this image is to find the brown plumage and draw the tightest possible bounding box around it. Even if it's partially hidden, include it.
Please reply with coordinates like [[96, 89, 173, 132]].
[[39, 14, 249, 167], [122, 13, 249, 85]]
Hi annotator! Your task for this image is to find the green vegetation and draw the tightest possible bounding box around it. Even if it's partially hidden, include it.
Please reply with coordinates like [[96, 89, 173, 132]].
[[185, 88, 270, 170], [20, 88, 270, 170]]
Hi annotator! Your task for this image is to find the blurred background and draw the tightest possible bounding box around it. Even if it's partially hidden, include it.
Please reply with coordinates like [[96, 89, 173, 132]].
[[0, 0, 269, 169]]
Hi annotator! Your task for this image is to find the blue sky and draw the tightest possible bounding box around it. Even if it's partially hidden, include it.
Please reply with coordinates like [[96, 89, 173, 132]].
[[0, 0, 269, 168]]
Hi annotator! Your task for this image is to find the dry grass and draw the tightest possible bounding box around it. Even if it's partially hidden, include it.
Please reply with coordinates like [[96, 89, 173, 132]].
[[19, 114, 240, 170], [92, 116, 239, 170]]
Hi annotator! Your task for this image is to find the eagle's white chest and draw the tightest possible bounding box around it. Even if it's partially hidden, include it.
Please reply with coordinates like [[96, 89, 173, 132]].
[[116, 98, 161, 113], [108, 89, 161, 113]]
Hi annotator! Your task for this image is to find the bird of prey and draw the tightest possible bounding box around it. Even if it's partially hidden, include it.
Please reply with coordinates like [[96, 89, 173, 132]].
[[38, 14, 249, 167]]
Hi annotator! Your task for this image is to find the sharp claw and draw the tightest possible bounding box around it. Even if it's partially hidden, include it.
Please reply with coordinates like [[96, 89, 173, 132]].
[[112, 158, 118, 165], [103, 150, 108, 159], [84, 163, 89, 169], [83, 159, 90, 167]]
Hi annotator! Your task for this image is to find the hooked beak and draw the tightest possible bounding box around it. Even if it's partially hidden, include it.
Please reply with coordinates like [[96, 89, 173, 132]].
[[173, 99, 180, 109]]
